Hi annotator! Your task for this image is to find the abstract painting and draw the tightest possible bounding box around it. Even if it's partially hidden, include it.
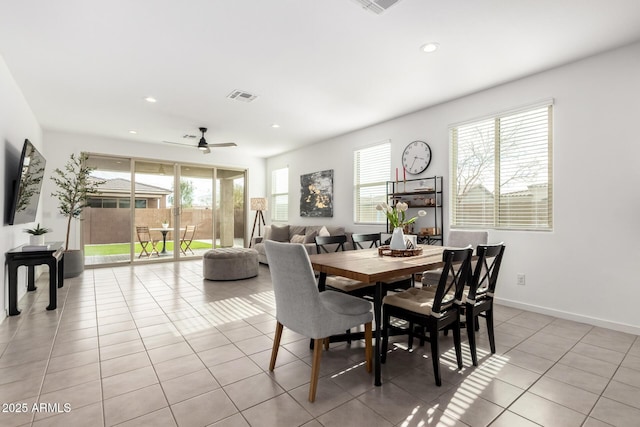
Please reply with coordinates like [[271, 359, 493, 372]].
[[300, 169, 333, 217]]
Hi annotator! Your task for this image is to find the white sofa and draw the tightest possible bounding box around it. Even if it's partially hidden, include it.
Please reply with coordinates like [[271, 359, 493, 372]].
[[252, 224, 350, 265]]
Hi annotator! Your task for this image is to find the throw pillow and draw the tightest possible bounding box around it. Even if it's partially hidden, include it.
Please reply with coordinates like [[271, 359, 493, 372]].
[[303, 230, 318, 244], [270, 224, 290, 242], [318, 226, 330, 237], [290, 234, 306, 244]]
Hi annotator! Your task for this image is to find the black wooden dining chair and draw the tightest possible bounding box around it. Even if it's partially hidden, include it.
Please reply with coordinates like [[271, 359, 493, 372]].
[[381, 247, 472, 386], [315, 235, 372, 295], [462, 243, 505, 365]]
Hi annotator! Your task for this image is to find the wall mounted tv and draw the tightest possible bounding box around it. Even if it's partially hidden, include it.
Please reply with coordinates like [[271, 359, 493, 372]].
[[8, 139, 47, 225]]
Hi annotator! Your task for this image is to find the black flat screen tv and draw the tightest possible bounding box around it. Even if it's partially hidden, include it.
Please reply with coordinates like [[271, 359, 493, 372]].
[[8, 139, 46, 225]]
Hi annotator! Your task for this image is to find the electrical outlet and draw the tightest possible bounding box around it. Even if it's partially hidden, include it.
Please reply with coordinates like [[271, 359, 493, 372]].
[[517, 274, 526, 286]]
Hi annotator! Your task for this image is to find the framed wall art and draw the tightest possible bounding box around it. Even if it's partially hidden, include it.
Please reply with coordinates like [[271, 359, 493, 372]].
[[300, 169, 333, 217]]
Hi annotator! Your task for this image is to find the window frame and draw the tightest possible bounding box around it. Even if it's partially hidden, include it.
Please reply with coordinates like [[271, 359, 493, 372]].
[[450, 101, 553, 231], [270, 167, 289, 222], [353, 141, 391, 224]]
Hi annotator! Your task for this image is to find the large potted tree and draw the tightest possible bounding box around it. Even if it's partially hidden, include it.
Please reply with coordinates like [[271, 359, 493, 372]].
[[51, 153, 104, 278]]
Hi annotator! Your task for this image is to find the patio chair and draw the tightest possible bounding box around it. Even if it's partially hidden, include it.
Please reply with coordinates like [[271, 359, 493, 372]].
[[180, 225, 197, 255], [136, 226, 159, 258]]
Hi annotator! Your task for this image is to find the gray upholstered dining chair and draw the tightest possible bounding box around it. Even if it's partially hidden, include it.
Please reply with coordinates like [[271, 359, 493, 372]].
[[421, 229, 488, 287], [264, 240, 373, 402]]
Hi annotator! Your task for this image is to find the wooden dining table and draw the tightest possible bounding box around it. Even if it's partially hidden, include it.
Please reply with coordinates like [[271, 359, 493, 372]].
[[308, 245, 447, 386]]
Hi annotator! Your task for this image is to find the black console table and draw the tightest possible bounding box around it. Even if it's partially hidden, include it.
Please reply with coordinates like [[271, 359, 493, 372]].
[[5, 242, 64, 315]]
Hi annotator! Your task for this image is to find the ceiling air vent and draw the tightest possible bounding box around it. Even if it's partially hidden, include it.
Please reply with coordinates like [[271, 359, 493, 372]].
[[227, 90, 258, 102], [351, 0, 400, 14]]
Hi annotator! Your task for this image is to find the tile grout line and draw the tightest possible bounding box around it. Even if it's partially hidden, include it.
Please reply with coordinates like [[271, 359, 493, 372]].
[[29, 271, 77, 427], [582, 333, 640, 426]]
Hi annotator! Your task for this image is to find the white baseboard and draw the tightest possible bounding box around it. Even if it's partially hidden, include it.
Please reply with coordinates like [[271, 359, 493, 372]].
[[495, 297, 640, 336]]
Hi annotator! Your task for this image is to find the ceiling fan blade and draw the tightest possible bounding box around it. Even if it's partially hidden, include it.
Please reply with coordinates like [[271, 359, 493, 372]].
[[162, 140, 187, 146], [208, 142, 237, 148]]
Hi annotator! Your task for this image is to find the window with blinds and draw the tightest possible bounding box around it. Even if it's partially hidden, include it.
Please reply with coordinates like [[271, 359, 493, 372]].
[[451, 103, 553, 230], [271, 167, 288, 221], [354, 142, 390, 223]]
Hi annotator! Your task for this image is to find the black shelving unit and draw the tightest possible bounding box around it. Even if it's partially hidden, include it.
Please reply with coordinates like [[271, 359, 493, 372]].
[[386, 176, 443, 245]]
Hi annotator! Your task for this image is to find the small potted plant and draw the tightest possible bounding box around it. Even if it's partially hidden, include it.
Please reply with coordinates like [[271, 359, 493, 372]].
[[24, 223, 51, 246], [162, 219, 170, 229]]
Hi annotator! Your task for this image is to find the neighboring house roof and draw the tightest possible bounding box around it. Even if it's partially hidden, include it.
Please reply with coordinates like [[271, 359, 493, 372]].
[[91, 177, 172, 196], [458, 183, 548, 199]]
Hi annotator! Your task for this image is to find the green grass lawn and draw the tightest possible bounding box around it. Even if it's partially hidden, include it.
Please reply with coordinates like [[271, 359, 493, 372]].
[[85, 241, 212, 256]]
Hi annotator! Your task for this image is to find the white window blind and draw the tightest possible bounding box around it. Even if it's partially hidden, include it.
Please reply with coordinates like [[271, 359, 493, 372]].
[[451, 103, 553, 230], [271, 167, 288, 221], [354, 142, 390, 223]]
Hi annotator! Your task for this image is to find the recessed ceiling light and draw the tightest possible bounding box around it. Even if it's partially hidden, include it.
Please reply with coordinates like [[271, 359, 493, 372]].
[[421, 42, 440, 53], [144, 96, 157, 103], [128, 130, 138, 134], [271, 124, 280, 128]]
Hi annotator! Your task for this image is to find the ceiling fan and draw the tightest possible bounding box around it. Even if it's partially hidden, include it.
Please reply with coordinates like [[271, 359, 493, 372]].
[[162, 127, 237, 154]]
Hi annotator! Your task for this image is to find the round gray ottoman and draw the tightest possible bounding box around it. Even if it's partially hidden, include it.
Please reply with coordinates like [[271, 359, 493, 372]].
[[203, 248, 259, 281]]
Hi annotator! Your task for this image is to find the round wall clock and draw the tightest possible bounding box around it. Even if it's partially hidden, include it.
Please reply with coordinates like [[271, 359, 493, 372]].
[[402, 140, 432, 175]]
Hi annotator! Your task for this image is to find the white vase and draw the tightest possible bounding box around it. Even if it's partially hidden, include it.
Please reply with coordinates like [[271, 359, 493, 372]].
[[390, 227, 406, 250], [29, 235, 45, 246]]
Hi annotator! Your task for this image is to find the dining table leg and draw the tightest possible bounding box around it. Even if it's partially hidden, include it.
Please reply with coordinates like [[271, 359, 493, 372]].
[[374, 281, 382, 386]]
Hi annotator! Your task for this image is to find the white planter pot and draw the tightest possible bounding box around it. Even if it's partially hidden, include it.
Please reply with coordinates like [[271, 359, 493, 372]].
[[29, 235, 45, 246]]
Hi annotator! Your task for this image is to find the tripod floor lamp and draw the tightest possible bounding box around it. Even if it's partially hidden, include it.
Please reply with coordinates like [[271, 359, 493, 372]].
[[250, 197, 267, 247]]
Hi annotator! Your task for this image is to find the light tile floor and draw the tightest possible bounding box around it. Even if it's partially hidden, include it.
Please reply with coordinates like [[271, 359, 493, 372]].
[[0, 261, 639, 427]]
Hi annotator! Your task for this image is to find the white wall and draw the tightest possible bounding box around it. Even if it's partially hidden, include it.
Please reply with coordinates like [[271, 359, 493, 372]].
[[0, 56, 43, 322], [42, 130, 267, 251], [267, 41, 640, 334]]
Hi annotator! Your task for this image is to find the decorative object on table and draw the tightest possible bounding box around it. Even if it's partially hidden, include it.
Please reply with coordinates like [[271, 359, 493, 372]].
[[402, 140, 432, 175], [24, 223, 51, 246], [389, 226, 406, 250], [51, 153, 105, 278], [249, 197, 268, 246], [378, 246, 424, 257], [161, 219, 169, 229], [300, 169, 333, 217], [376, 201, 426, 249]]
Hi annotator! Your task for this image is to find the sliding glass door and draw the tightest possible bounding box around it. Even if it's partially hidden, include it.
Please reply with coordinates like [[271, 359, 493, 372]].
[[178, 165, 215, 258], [83, 154, 246, 267], [84, 156, 133, 266], [133, 161, 175, 262]]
